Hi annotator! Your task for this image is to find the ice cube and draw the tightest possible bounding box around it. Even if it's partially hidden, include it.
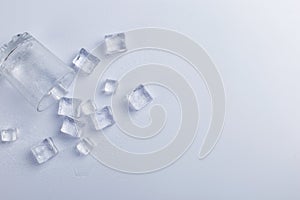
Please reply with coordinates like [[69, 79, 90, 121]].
[[102, 79, 118, 95], [81, 100, 97, 115], [48, 83, 68, 100], [72, 48, 100, 75], [127, 84, 153, 111], [75, 138, 94, 156], [31, 137, 59, 164], [60, 117, 84, 138], [90, 106, 115, 130], [0, 128, 18, 142], [58, 97, 82, 118], [104, 33, 127, 55]]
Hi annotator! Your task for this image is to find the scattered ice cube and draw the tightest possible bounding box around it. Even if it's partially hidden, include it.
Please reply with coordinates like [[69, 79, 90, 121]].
[[75, 138, 94, 156], [72, 48, 100, 75], [127, 84, 153, 111], [90, 106, 115, 130], [102, 79, 118, 95], [60, 117, 84, 138], [81, 100, 97, 115], [104, 33, 127, 55], [49, 83, 68, 100], [58, 97, 82, 118], [0, 128, 18, 142], [31, 137, 59, 164]]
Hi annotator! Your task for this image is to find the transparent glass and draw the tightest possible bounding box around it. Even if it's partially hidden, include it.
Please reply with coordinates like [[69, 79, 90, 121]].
[[0, 33, 75, 111]]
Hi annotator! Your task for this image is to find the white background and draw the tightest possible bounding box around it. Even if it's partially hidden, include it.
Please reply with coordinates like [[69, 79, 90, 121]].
[[0, 0, 299, 199]]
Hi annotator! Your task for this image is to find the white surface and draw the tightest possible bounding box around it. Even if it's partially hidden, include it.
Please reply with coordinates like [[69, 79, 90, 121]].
[[0, 0, 300, 199]]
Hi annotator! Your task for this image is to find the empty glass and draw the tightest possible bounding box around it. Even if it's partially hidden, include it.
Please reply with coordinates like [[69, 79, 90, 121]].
[[0, 33, 75, 111]]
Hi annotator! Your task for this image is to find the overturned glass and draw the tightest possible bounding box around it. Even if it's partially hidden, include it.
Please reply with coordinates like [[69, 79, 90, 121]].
[[0, 33, 75, 111]]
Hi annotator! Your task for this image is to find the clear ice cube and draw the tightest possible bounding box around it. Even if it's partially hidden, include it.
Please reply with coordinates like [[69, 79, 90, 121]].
[[60, 117, 84, 138], [72, 48, 100, 75], [90, 106, 115, 130], [0, 128, 18, 142], [31, 137, 59, 164], [75, 138, 94, 156], [104, 33, 127, 55], [81, 100, 97, 115], [102, 79, 118, 95], [127, 84, 153, 111], [48, 83, 68, 100], [58, 97, 82, 118]]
